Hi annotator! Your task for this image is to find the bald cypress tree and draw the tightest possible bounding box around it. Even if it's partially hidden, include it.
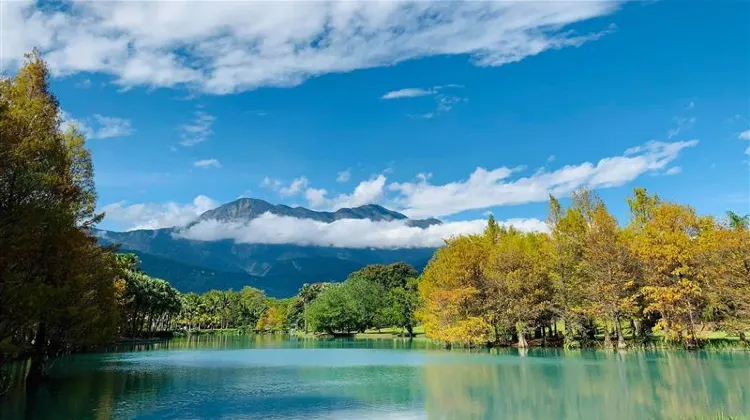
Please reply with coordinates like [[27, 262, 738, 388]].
[[0, 49, 120, 389]]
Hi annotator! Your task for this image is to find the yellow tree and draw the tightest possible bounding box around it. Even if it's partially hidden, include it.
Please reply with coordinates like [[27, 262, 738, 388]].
[[417, 233, 491, 346], [623, 187, 661, 339], [699, 220, 750, 341], [482, 228, 554, 348], [631, 203, 706, 346], [582, 203, 638, 349], [547, 193, 592, 347]]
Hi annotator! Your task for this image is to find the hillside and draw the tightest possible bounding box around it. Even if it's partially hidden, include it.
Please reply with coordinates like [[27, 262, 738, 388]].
[[97, 198, 438, 296]]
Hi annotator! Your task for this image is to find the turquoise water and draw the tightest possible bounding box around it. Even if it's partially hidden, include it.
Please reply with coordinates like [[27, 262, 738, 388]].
[[1, 335, 749, 419]]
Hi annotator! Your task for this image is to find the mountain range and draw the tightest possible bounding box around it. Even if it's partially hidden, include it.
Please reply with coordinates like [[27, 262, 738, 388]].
[[95, 198, 440, 297]]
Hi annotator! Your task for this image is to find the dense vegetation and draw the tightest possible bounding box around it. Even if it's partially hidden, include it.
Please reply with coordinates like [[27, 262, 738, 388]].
[[418, 191, 750, 349], [1, 51, 748, 395], [1, 51, 125, 390]]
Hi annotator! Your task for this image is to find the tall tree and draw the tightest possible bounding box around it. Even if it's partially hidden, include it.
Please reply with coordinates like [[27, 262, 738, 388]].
[[0, 49, 124, 387], [482, 228, 554, 348], [582, 203, 638, 349], [630, 203, 706, 346], [418, 233, 491, 346], [546, 194, 589, 347]]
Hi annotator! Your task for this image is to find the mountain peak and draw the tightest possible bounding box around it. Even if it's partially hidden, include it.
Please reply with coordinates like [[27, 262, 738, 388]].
[[195, 197, 438, 226]]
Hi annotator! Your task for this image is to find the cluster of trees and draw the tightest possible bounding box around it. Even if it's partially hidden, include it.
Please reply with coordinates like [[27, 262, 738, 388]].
[[115, 254, 181, 337], [167, 263, 421, 338], [1, 50, 125, 388], [306, 263, 420, 336], [177, 287, 273, 331], [418, 189, 750, 349]]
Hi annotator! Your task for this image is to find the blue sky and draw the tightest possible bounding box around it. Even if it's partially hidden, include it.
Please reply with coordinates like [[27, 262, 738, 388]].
[[3, 1, 748, 237]]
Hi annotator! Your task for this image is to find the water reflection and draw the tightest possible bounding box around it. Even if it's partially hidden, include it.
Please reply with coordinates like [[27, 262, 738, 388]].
[[1, 336, 747, 419], [422, 350, 750, 419]]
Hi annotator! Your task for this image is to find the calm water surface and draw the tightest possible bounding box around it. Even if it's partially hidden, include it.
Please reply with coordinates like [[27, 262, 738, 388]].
[[1, 335, 749, 419]]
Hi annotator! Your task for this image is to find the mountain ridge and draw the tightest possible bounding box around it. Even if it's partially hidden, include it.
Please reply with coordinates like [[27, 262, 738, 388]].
[[97, 198, 440, 296], [194, 198, 442, 227]]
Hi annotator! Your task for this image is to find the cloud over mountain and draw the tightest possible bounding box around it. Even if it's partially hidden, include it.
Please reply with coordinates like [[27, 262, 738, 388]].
[[176, 213, 546, 249]]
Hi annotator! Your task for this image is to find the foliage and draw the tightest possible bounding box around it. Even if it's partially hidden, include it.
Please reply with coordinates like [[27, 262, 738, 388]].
[[117, 254, 181, 337], [256, 300, 291, 332], [418, 187, 750, 349], [305, 262, 419, 335], [0, 49, 120, 388]]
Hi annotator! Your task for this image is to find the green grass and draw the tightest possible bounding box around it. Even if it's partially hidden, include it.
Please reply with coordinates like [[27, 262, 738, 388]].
[[682, 414, 750, 420]]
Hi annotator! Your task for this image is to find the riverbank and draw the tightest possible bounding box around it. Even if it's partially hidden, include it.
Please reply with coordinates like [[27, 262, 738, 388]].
[[129, 326, 749, 351]]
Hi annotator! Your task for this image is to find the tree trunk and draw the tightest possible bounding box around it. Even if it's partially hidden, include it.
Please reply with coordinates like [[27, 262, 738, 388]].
[[603, 322, 613, 349], [304, 303, 309, 334], [406, 324, 414, 338], [615, 317, 626, 349], [687, 305, 698, 349], [26, 323, 48, 388], [630, 319, 639, 340], [516, 324, 528, 348], [739, 332, 746, 343], [147, 311, 155, 336]]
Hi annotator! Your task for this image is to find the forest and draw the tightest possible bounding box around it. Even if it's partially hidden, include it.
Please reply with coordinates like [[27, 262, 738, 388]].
[[114, 256, 420, 339], [418, 192, 749, 349], [2, 50, 749, 394]]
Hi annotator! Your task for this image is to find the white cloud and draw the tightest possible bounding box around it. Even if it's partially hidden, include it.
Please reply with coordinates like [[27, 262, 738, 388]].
[[738, 130, 750, 141], [547, 155, 556, 163], [336, 168, 351, 183], [2, 1, 621, 94], [667, 116, 695, 139], [260, 176, 283, 191], [91, 114, 134, 139], [389, 140, 699, 218], [663, 166, 682, 176], [407, 113, 435, 120], [101, 195, 219, 230], [61, 111, 133, 139], [176, 213, 546, 249], [261, 176, 310, 197], [385, 85, 466, 117], [279, 176, 309, 197], [60, 111, 91, 136], [193, 158, 222, 169], [75, 78, 92, 89], [179, 110, 215, 147], [304, 187, 329, 208], [382, 88, 434, 100], [313, 175, 388, 210]]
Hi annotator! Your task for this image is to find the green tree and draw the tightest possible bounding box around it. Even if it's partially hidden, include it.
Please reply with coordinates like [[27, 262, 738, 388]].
[[307, 284, 359, 334], [726, 210, 749, 231], [347, 262, 418, 290], [384, 277, 420, 336], [0, 49, 122, 387]]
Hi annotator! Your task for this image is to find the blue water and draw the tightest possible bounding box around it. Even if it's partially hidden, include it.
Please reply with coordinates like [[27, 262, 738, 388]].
[[1, 335, 748, 419]]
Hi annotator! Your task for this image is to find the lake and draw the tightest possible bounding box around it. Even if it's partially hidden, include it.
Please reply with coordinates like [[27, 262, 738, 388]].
[[1, 335, 748, 419]]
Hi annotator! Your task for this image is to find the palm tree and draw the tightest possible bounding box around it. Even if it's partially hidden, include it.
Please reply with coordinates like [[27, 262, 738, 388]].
[[726, 210, 750, 230]]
